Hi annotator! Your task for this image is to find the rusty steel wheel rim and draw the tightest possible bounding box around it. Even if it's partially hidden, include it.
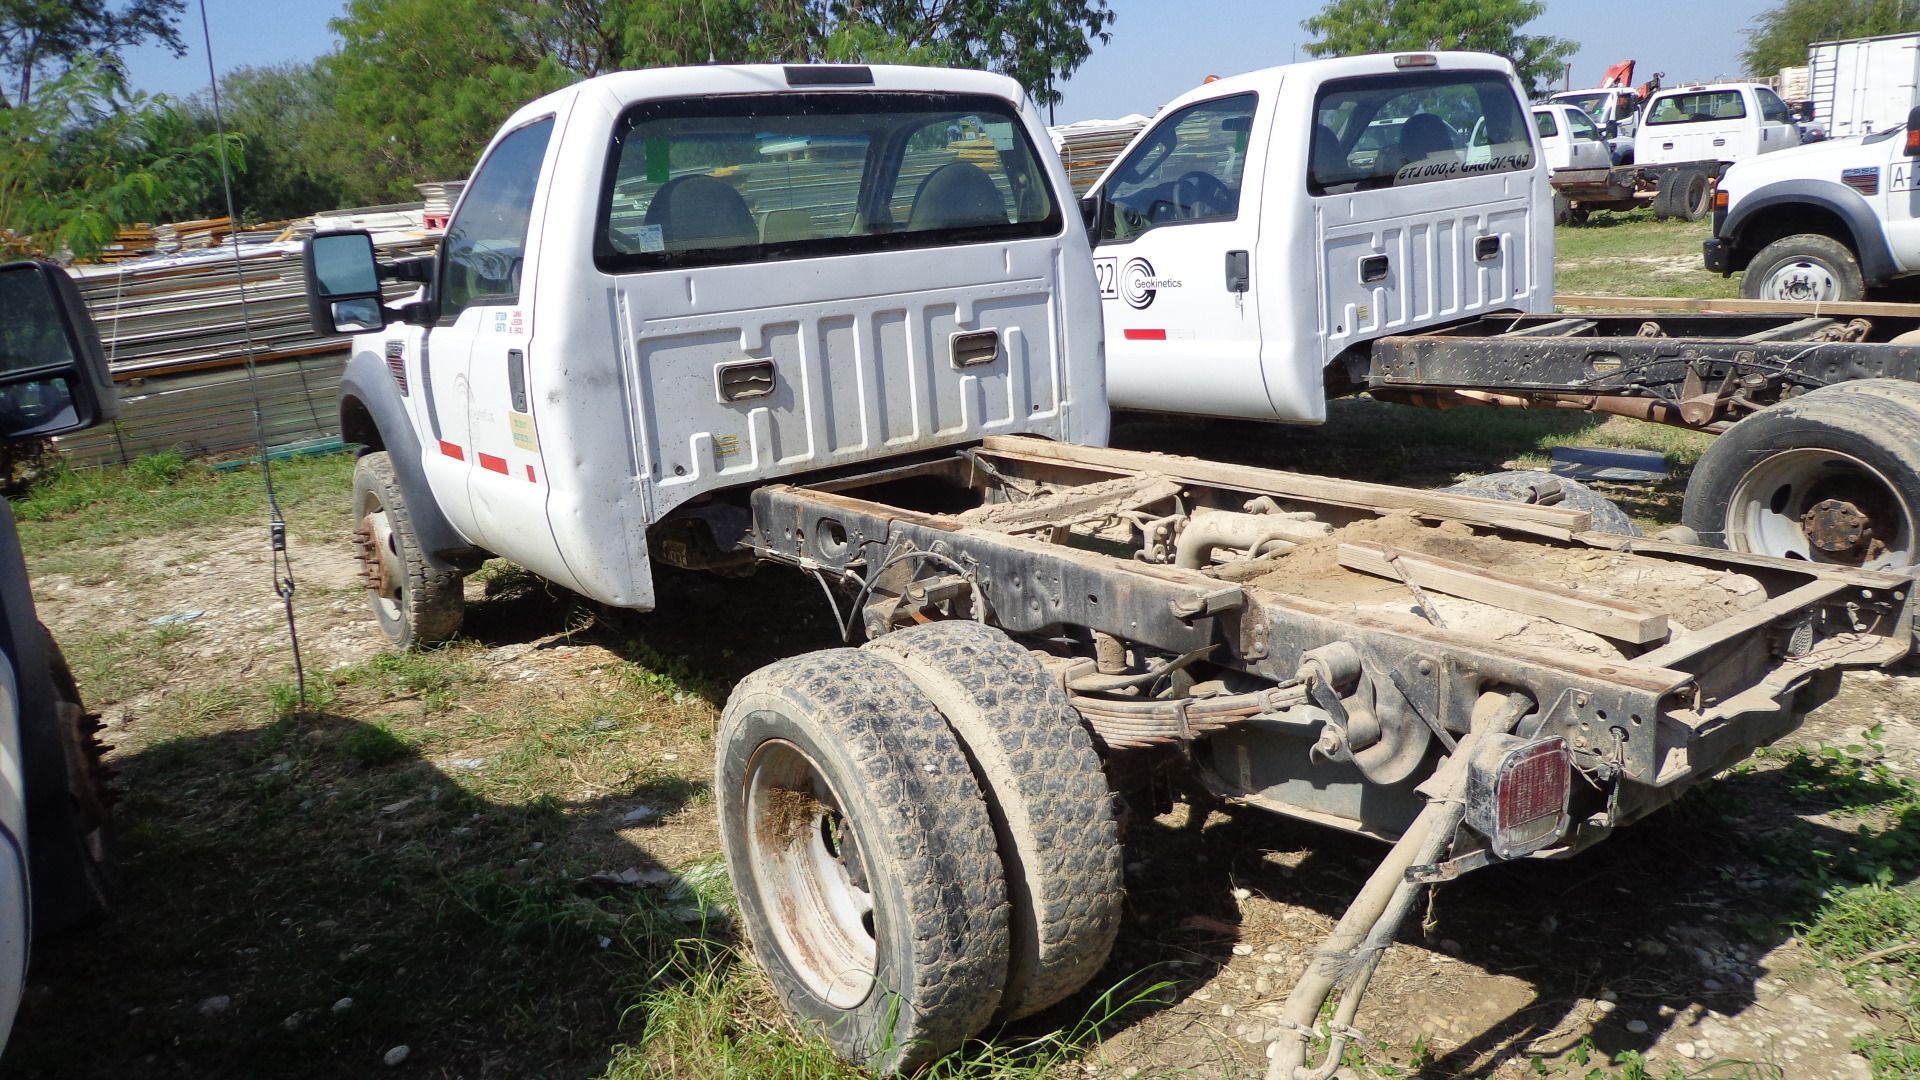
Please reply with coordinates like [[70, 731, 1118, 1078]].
[[355, 489, 406, 623], [1727, 448, 1916, 569], [743, 738, 877, 1009]]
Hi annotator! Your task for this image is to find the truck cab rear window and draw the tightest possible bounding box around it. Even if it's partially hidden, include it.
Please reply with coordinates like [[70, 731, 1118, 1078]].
[[594, 92, 1060, 272], [1308, 70, 1532, 196], [1646, 90, 1746, 125]]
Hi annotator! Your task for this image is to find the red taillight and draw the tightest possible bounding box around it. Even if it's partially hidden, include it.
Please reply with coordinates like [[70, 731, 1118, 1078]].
[[384, 340, 409, 396], [1907, 125, 1920, 155], [1466, 735, 1571, 859]]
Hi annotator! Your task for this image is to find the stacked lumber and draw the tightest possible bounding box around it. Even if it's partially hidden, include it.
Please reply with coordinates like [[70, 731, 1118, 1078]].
[[55, 214, 441, 467], [1049, 115, 1149, 194]]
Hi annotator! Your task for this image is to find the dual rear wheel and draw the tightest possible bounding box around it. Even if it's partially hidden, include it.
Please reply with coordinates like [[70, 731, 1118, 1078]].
[[717, 620, 1124, 1072]]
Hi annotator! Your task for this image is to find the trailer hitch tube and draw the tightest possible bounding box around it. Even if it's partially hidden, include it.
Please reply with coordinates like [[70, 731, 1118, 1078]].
[[1266, 691, 1535, 1080]]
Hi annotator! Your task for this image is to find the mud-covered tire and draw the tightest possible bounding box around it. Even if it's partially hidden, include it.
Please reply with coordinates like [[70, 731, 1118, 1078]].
[[717, 650, 1009, 1073], [1443, 469, 1641, 536], [26, 628, 114, 934], [1739, 234, 1865, 302], [1683, 380, 1920, 569], [352, 452, 462, 648], [865, 620, 1123, 1020]]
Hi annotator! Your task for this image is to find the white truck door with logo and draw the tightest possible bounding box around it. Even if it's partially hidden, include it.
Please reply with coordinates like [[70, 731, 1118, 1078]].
[[1092, 91, 1274, 419]]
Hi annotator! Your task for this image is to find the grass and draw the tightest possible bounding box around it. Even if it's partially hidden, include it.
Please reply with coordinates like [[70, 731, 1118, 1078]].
[[1554, 210, 1739, 300]]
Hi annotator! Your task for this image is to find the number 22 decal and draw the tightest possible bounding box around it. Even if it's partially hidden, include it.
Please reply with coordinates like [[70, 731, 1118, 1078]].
[[1093, 257, 1118, 300]]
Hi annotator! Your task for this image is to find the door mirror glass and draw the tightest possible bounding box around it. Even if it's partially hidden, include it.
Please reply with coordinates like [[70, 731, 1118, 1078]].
[[1079, 194, 1100, 235], [303, 231, 387, 334], [0, 261, 118, 440]]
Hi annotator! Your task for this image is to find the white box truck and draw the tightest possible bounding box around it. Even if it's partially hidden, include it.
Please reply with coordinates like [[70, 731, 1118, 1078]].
[[1809, 31, 1920, 139]]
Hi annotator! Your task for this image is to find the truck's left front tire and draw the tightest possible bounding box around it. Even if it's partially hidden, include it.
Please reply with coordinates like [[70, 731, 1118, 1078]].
[[353, 452, 463, 648], [26, 629, 114, 935], [1740, 234, 1865, 302]]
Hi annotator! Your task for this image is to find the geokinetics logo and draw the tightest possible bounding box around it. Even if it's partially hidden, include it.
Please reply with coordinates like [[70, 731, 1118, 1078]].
[[1121, 257, 1182, 309]]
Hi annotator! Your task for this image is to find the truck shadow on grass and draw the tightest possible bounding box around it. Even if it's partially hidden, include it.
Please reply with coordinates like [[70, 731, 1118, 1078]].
[[1108, 743, 1918, 1077], [0, 707, 737, 1080]]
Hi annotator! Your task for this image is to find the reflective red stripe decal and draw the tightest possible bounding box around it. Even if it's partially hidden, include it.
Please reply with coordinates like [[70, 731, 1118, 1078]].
[[525, 465, 536, 483], [438, 440, 464, 460], [1123, 328, 1167, 340], [478, 452, 509, 475]]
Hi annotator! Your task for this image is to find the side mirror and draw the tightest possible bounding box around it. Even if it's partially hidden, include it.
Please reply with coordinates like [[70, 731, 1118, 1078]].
[[303, 231, 388, 335], [1079, 193, 1102, 238], [0, 261, 119, 440]]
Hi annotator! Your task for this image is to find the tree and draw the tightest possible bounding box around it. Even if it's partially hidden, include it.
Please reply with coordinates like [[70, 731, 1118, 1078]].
[[0, 0, 186, 107], [1300, 0, 1576, 98], [0, 61, 240, 259], [1742, 0, 1920, 75], [323, 0, 1116, 197], [183, 63, 360, 221]]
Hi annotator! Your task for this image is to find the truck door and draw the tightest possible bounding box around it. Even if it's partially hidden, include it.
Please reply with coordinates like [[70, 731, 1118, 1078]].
[[1754, 87, 1801, 153], [1883, 131, 1920, 274], [1306, 67, 1544, 396], [425, 115, 557, 551], [1090, 91, 1273, 418], [1563, 108, 1613, 170]]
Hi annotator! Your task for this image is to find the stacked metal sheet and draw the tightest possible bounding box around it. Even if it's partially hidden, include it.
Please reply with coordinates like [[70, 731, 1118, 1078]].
[[57, 218, 439, 467], [1048, 116, 1149, 194]]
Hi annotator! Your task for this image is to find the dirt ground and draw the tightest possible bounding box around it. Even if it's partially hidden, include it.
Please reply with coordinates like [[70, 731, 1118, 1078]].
[[14, 472, 1920, 1078]]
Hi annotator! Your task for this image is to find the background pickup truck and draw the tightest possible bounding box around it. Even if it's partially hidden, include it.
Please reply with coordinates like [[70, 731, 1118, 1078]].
[[302, 61, 1918, 1079], [1706, 103, 1920, 302]]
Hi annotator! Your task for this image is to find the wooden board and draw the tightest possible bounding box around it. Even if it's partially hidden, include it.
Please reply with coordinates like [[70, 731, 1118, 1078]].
[[979, 437, 1592, 541], [1556, 293, 1920, 319], [1336, 540, 1671, 644]]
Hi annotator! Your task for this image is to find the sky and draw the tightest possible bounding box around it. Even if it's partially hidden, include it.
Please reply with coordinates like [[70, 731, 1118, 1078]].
[[120, 0, 1781, 122]]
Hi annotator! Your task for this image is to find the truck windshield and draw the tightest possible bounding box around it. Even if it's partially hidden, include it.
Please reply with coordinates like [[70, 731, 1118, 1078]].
[[595, 92, 1060, 271], [1554, 92, 1608, 119], [1308, 70, 1532, 196]]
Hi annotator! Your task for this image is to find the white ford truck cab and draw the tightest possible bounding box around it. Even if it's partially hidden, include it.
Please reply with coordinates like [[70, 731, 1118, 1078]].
[[309, 64, 1104, 643], [1705, 104, 1920, 301], [1636, 82, 1802, 166], [1081, 52, 1552, 423], [1531, 103, 1612, 172]]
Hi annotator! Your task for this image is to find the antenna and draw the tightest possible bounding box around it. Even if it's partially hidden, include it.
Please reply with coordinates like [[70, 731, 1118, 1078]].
[[701, 0, 715, 63], [196, 0, 308, 707]]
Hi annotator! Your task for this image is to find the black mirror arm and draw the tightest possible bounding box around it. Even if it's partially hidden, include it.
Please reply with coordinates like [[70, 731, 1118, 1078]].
[[379, 255, 434, 283], [394, 299, 435, 326]]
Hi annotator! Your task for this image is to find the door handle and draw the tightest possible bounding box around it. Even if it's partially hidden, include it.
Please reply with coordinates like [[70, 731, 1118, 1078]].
[[507, 349, 528, 413], [1359, 255, 1389, 283], [1225, 250, 1250, 293]]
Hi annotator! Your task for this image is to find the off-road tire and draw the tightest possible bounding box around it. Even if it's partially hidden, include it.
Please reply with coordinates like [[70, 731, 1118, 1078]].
[[26, 628, 114, 934], [353, 452, 463, 648], [1443, 469, 1641, 536], [1552, 193, 1574, 227], [865, 620, 1124, 1020], [718, 649, 1009, 1073], [1739, 234, 1865, 302], [1683, 380, 1920, 570]]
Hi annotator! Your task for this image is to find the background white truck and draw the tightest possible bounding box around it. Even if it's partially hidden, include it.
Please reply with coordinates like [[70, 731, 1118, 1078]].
[[303, 60, 1919, 1078], [1705, 103, 1920, 303], [1085, 55, 1920, 576]]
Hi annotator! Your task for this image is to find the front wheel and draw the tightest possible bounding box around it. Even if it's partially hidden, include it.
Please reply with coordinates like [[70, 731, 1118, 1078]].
[[1740, 234, 1865, 302], [718, 650, 1009, 1073], [352, 452, 463, 648], [1683, 380, 1920, 569]]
